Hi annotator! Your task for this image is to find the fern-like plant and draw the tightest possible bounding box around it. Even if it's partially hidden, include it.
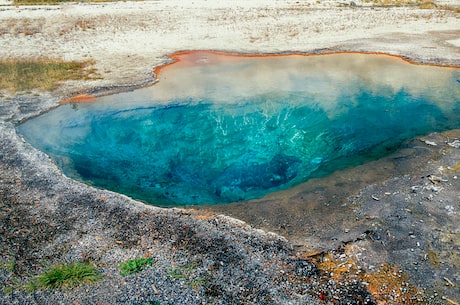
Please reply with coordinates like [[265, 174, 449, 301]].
[[119, 257, 155, 277]]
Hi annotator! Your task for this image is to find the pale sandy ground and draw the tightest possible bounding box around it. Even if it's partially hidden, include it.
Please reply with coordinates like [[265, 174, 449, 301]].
[[0, 0, 459, 97], [1, 1, 460, 304]]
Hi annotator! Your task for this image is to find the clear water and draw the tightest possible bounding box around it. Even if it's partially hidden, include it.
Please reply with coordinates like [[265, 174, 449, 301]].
[[18, 53, 460, 206]]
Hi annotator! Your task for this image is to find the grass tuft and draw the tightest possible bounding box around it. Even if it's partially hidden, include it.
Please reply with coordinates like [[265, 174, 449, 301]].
[[0, 58, 97, 93], [28, 262, 102, 291], [119, 257, 155, 277]]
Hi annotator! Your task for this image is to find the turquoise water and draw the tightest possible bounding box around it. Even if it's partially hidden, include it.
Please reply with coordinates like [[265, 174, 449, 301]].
[[18, 53, 460, 206]]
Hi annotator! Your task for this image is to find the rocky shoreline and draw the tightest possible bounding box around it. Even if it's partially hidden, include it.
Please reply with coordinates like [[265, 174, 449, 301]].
[[2, 94, 459, 304]]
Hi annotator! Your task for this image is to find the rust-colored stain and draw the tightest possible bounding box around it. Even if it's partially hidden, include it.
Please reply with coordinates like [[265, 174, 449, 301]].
[[60, 94, 96, 104], [363, 264, 424, 305], [60, 50, 459, 105], [317, 245, 426, 305], [191, 210, 218, 221], [152, 50, 460, 81]]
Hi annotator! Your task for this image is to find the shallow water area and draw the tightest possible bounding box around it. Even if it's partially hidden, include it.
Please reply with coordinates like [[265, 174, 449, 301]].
[[18, 52, 460, 206]]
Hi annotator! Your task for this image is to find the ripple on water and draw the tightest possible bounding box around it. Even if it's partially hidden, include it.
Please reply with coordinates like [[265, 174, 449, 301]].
[[17, 52, 460, 206]]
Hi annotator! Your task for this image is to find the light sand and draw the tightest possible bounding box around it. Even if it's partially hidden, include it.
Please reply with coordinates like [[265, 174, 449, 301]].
[[0, 0, 459, 95]]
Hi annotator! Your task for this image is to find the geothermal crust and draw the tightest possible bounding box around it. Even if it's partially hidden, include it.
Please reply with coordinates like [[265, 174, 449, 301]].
[[0, 0, 459, 304]]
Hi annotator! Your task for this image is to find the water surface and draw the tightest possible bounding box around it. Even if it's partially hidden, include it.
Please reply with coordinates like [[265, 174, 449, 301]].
[[18, 52, 460, 206]]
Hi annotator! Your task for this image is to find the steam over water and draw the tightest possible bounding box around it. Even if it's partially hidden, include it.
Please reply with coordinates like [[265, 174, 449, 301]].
[[18, 53, 460, 206]]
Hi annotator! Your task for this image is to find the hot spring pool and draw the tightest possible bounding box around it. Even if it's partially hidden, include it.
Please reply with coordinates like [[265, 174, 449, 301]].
[[18, 52, 460, 206]]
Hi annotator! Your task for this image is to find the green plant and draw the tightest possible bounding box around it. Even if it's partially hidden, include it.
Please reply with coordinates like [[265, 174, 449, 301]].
[[168, 261, 198, 280], [2, 286, 13, 295], [168, 268, 187, 280], [0, 259, 15, 273], [0, 258, 20, 295], [119, 257, 155, 277], [167, 262, 210, 290], [28, 262, 102, 291], [190, 275, 210, 290]]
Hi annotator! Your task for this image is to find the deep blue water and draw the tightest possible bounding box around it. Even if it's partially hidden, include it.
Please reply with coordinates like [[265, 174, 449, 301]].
[[18, 54, 460, 206]]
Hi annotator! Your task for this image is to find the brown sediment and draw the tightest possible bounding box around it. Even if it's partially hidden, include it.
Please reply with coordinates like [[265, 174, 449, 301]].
[[317, 245, 426, 305], [60, 93, 96, 104], [152, 49, 460, 80], [449, 161, 460, 171]]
